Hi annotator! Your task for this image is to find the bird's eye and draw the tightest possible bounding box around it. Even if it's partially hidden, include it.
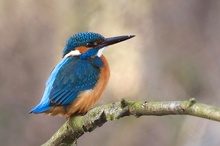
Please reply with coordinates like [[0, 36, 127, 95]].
[[86, 42, 98, 47], [86, 42, 92, 47]]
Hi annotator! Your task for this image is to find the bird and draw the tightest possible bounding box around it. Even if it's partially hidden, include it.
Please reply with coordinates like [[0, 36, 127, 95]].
[[30, 32, 135, 117]]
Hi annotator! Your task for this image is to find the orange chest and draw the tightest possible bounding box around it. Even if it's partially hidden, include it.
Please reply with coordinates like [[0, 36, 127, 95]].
[[66, 55, 110, 115]]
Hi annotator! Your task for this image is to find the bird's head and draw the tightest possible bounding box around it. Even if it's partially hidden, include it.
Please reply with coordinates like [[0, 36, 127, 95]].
[[63, 32, 135, 59]]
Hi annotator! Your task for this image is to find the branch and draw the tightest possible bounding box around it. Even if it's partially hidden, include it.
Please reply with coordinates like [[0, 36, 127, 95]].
[[42, 98, 220, 146]]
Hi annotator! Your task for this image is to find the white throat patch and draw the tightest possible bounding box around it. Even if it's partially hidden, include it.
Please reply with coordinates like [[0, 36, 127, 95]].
[[97, 47, 107, 57], [64, 50, 81, 58]]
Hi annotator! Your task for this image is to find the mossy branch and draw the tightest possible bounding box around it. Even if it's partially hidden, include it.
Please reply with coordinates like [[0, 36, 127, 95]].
[[42, 98, 220, 146]]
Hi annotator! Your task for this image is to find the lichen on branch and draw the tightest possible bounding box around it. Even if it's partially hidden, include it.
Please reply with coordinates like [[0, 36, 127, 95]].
[[42, 98, 220, 146]]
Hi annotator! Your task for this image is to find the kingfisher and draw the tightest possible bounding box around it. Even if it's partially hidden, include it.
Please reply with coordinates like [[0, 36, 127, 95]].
[[30, 32, 134, 117]]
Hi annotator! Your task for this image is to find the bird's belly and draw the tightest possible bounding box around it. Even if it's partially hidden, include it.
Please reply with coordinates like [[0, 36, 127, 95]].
[[67, 89, 100, 115], [44, 90, 101, 116]]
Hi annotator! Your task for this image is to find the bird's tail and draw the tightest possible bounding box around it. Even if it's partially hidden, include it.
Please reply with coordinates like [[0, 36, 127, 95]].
[[29, 102, 52, 114]]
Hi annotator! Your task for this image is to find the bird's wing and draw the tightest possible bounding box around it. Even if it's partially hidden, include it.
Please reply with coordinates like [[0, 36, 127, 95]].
[[48, 56, 100, 106]]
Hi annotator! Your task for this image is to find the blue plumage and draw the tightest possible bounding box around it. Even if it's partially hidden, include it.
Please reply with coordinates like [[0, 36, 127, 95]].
[[63, 32, 104, 57], [50, 56, 101, 105], [80, 48, 99, 59], [30, 32, 134, 116], [30, 56, 102, 113]]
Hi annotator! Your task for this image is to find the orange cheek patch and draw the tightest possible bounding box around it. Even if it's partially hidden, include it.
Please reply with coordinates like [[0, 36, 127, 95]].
[[75, 46, 90, 54]]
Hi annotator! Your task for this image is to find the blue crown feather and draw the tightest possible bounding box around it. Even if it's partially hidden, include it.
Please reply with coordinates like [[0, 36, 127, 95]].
[[63, 32, 105, 57]]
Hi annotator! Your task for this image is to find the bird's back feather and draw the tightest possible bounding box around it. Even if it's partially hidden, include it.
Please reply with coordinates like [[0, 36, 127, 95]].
[[30, 56, 101, 114]]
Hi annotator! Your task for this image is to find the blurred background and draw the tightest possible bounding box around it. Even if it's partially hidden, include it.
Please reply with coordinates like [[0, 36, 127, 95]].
[[1, 0, 220, 145]]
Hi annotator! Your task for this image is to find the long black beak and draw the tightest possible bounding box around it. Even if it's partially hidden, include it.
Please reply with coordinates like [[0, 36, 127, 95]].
[[97, 35, 135, 49]]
